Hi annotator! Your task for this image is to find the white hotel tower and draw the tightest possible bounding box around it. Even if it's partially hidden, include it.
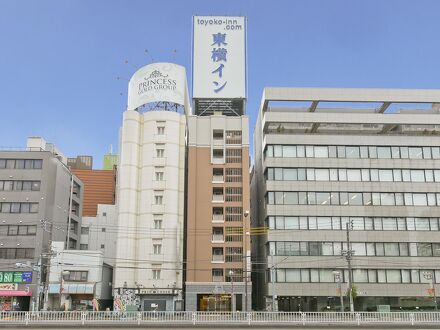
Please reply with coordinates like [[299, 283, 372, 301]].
[[113, 63, 190, 311]]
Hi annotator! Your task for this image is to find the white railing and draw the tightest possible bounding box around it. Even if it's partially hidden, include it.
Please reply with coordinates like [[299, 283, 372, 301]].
[[0, 311, 440, 326]]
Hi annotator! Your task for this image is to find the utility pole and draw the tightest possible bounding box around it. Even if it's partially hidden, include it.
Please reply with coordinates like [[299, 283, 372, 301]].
[[243, 210, 249, 312], [333, 271, 344, 312], [342, 221, 355, 312], [423, 271, 438, 310], [41, 220, 53, 310], [271, 252, 277, 312]]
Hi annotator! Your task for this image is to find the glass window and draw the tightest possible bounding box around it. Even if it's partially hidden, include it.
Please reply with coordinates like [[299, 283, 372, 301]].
[[377, 147, 391, 159], [306, 146, 314, 157], [391, 147, 400, 159], [338, 169, 347, 181], [316, 192, 330, 205], [328, 146, 337, 158], [317, 217, 332, 230], [411, 170, 425, 182], [432, 147, 440, 159], [24, 160, 33, 169], [380, 193, 395, 206], [275, 192, 284, 204], [400, 147, 409, 158], [309, 242, 320, 255], [301, 269, 310, 282], [395, 193, 404, 206], [315, 169, 329, 181], [6, 160, 15, 169], [427, 193, 436, 206], [370, 170, 379, 181], [361, 169, 370, 181], [351, 217, 364, 230], [364, 218, 374, 230], [423, 147, 432, 159], [382, 218, 397, 230], [321, 242, 333, 255], [346, 147, 360, 159], [299, 242, 308, 255], [409, 243, 418, 256], [377, 270, 386, 283], [417, 243, 432, 256], [310, 269, 319, 282], [284, 192, 298, 204], [401, 270, 411, 283], [308, 217, 317, 229], [360, 146, 369, 158], [18, 226, 27, 235], [320, 269, 334, 282], [30, 203, 39, 213], [329, 169, 338, 181], [283, 146, 296, 157], [393, 169, 402, 181], [433, 243, 440, 256], [366, 243, 375, 256], [306, 169, 315, 180], [10, 203, 21, 213], [375, 242, 384, 256], [353, 269, 368, 282], [285, 269, 301, 282], [411, 270, 420, 283], [299, 217, 308, 229], [430, 218, 439, 231], [314, 146, 328, 158], [379, 170, 393, 182], [369, 146, 377, 158], [337, 146, 345, 158], [333, 242, 342, 256], [8, 226, 18, 235], [397, 218, 406, 230], [409, 147, 423, 159], [274, 168, 283, 180], [413, 194, 427, 206], [404, 193, 413, 206], [415, 218, 430, 230], [330, 192, 339, 205], [347, 169, 361, 181], [297, 146, 305, 157], [332, 217, 341, 230], [340, 192, 348, 206], [373, 218, 382, 230], [0, 159, 5, 168], [265, 146, 274, 158], [274, 145, 282, 157], [33, 159, 42, 169], [284, 169, 297, 180], [285, 217, 299, 230], [368, 269, 377, 283], [297, 169, 306, 180], [349, 193, 362, 206], [352, 243, 366, 256], [425, 170, 434, 182], [298, 192, 307, 205], [276, 269, 285, 282], [27, 225, 37, 235], [386, 270, 401, 283], [384, 243, 399, 256]]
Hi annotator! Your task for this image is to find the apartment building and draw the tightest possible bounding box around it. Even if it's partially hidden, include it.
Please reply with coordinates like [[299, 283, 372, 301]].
[[0, 137, 83, 311], [252, 88, 440, 312]]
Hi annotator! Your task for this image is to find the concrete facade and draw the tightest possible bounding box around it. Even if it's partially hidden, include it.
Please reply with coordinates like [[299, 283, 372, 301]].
[[252, 88, 440, 312], [0, 137, 83, 311], [185, 115, 251, 312]]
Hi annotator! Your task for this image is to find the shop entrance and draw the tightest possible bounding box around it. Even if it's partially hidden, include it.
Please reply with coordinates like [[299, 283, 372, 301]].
[[0, 296, 30, 311], [197, 294, 231, 311]]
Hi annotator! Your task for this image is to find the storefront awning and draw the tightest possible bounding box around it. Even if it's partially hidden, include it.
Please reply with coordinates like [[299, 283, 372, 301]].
[[0, 290, 32, 296], [49, 283, 94, 294]]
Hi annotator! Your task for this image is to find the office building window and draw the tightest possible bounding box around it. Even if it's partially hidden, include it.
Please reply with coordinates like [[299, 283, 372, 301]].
[[226, 149, 242, 163], [0, 159, 43, 169], [80, 227, 89, 235], [80, 244, 88, 250], [156, 144, 165, 158], [156, 121, 165, 135], [63, 271, 88, 282], [152, 266, 161, 280], [153, 242, 162, 254], [155, 167, 164, 181]]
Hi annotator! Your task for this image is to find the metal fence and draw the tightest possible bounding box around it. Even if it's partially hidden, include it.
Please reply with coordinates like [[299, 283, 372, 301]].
[[1, 311, 440, 327]]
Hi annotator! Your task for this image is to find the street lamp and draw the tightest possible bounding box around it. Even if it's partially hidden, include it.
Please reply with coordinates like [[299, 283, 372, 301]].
[[422, 271, 438, 311], [243, 210, 250, 312], [332, 271, 344, 312], [229, 270, 234, 312]]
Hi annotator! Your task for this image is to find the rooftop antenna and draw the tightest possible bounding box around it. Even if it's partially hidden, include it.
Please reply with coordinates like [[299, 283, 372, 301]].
[[172, 49, 177, 62], [144, 49, 154, 63], [124, 60, 138, 69], [109, 144, 113, 155]]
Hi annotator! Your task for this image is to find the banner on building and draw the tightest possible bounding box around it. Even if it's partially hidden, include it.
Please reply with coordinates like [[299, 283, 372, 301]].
[[192, 16, 247, 99], [127, 63, 188, 110]]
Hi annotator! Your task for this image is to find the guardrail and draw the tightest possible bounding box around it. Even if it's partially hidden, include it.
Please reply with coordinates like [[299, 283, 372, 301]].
[[0, 311, 440, 327]]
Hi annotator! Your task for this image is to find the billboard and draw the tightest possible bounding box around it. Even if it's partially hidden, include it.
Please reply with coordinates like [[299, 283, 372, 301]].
[[193, 16, 246, 99], [0, 271, 32, 283], [127, 62, 188, 111]]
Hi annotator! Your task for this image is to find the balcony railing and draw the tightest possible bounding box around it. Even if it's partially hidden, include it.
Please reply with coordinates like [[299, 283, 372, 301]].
[[212, 214, 224, 222], [212, 175, 224, 182], [212, 234, 224, 242], [212, 255, 224, 262], [212, 195, 224, 202]]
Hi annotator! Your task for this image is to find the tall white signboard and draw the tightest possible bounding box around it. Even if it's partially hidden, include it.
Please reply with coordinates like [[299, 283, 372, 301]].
[[192, 16, 246, 99]]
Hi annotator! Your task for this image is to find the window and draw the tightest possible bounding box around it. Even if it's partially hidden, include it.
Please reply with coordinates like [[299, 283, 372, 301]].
[[213, 130, 224, 140], [155, 168, 164, 181], [153, 243, 162, 254], [154, 219, 162, 229], [80, 244, 88, 250], [63, 271, 88, 282], [212, 269, 223, 281], [226, 149, 242, 163], [152, 268, 161, 280], [100, 244, 105, 249], [156, 121, 165, 135], [156, 144, 165, 158], [225, 247, 242, 262], [154, 191, 163, 205], [80, 227, 89, 235], [225, 131, 241, 144]]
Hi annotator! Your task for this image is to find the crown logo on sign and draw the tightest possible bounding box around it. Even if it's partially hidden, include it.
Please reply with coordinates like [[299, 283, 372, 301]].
[[147, 70, 168, 79]]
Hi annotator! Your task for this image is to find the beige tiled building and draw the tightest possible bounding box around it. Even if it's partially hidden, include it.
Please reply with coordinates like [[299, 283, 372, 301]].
[[185, 114, 251, 311]]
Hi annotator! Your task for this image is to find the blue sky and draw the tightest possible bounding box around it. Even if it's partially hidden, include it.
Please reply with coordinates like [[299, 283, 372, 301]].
[[1, 0, 439, 168]]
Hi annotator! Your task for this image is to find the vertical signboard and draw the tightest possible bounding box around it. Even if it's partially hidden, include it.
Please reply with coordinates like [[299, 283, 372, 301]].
[[193, 16, 246, 99]]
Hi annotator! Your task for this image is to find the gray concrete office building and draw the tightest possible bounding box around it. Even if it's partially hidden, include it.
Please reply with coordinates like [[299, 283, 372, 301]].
[[0, 137, 83, 311], [251, 88, 440, 312]]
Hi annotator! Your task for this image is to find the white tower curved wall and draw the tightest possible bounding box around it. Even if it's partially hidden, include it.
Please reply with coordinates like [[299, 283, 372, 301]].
[[114, 63, 189, 311]]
